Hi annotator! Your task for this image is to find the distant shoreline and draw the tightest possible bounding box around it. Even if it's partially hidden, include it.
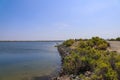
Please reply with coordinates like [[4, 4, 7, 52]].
[[0, 40, 64, 42]]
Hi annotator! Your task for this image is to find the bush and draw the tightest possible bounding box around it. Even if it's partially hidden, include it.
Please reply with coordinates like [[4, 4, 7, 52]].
[[108, 37, 120, 41], [105, 69, 118, 80], [116, 37, 120, 41], [115, 62, 120, 79], [77, 37, 109, 50], [91, 37, 109, 50], [63, 39, 75, 47], [78, 41, 88, 48], [97, 43, 108, 50], [61, 37, 120, 80]]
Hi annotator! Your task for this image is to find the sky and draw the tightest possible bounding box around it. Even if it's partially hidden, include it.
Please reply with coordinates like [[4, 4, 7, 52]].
[[0, 0, 120, 40]]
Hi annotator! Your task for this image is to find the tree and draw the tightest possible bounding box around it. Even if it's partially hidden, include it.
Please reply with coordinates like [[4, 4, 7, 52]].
[[116, 37, 120, 41]]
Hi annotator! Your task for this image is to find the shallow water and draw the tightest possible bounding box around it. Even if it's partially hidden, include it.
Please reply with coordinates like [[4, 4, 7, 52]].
[[0, 42, 61, 80]]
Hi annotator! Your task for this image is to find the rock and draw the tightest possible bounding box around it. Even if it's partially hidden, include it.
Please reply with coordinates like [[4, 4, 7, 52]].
[[84, 71, 92, 77]]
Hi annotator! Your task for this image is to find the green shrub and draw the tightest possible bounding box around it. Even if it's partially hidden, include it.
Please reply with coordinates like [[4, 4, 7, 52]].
[[77, 37, 109, 50], [87, 40, 94, 47], [78, 41, 88, 48], [63, 39, 75, 47], [61, 37, 120, 80], [109, 37, 120, 41], [116, 37, 120, 41], [90, 74, 102, 80], [97, 43, 108, 50], [105, 69, 118, 80], [115, 62, 120, 79]]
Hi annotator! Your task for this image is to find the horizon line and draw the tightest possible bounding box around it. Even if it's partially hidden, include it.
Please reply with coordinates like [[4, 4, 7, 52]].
[[0, 40, 64, 42]]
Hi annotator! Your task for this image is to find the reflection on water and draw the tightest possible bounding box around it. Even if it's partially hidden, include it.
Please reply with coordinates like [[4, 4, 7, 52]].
[[0, 42, 61, 80]]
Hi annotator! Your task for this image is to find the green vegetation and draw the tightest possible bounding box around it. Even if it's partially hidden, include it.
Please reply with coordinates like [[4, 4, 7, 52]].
[[63, 39, 75, 47], [109, 37, 120, 41], [116, 37, 120, 41], [61, 37, 120, 80]]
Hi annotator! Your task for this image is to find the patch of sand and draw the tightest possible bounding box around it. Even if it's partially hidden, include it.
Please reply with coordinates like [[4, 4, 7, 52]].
[[108, 41, 120, 53]]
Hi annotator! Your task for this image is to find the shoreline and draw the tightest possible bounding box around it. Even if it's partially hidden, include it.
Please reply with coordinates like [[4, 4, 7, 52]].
[[0, 40, 64, 42], [52, 45, 71, 80]]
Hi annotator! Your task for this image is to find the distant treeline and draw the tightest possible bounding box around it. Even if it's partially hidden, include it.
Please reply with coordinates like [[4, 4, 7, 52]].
[[108, 37, 120, 41]]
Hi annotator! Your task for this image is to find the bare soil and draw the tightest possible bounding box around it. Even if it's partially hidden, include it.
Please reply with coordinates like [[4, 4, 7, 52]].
[[108, 41, 120, 53]]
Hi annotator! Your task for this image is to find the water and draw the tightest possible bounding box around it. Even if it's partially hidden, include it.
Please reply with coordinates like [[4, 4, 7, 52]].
[[0, 42, 61, 80]]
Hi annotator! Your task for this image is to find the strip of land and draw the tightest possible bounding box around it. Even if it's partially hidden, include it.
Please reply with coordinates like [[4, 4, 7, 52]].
[[53, 37, 120, 80]]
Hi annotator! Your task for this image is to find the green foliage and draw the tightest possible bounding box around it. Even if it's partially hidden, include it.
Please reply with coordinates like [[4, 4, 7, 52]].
[[77, 37, 109, 50], [115, 62, 120, 79], [116, 37, 120, 41], [91, 37, 109, 50], [90, 74, 102, 80], [109, 37, 120, 41], [115, 62, 120, 72], [61, 37, 120, 80], [105, 69, 118, 80], [63, 39, 75, 47], [109, 38, 116, 41], [97, 43, 108, 50], [79, 41, 88, 48]]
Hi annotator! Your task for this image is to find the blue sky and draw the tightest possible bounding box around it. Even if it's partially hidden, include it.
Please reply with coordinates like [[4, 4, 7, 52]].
[[0, 0, 120, 40]]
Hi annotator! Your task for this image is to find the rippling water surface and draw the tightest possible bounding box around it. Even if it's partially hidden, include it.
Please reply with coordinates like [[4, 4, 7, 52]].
[[0, 42, 61, 80]]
